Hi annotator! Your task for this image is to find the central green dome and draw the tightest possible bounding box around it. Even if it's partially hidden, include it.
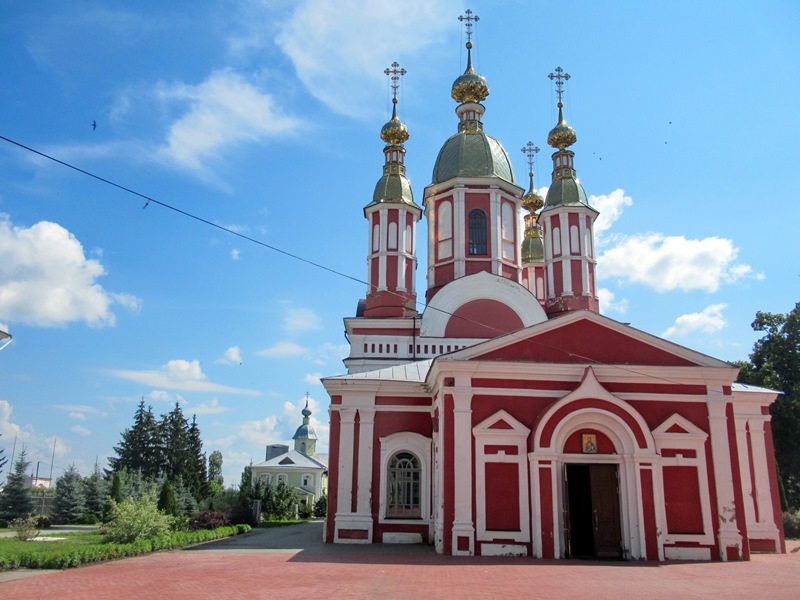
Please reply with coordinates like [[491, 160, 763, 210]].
[[432, 130, 515, 184]]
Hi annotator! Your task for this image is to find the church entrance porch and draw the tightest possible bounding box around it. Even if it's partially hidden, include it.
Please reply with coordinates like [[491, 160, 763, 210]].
[[564, 463, 622, 559]]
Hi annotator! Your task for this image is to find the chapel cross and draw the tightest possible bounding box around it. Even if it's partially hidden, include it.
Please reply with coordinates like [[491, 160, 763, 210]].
[[458, 9, 480, 43], [548, 66, 571, 104], [521, 142, 540, 176], [384, 62, 406, 100]]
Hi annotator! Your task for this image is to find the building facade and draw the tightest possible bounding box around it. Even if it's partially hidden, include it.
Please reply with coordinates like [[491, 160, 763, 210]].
[[322, 20, 783, 561], [251, 400, 328, 508]]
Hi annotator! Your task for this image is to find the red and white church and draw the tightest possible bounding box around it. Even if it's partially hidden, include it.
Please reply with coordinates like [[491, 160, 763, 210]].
[[321, 27, 784, 561]]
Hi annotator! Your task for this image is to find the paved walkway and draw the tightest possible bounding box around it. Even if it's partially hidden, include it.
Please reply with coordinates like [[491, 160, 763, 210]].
[[1, 523, 799, 599]]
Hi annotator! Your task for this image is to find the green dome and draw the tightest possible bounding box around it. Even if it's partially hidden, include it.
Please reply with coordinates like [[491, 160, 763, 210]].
[[522, 234, 544, 263], [432, 130, 515, 185], [370, 169, 416, 207], [543, 174, 588, 209]]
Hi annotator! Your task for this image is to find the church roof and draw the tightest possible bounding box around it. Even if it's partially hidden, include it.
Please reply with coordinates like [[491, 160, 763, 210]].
[[432, 130, 515, 185], [325, 359, 432, 383], [252, 449, 328, 470]]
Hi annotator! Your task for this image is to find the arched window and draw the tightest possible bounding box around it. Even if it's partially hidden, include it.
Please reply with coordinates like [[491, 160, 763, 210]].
[[437, 200, 453, 259], [388, 222, 398, 250], [277, 474, 288, 485], [468, 209, 487, 255], [302, 474, 313, 487], [386, 451, 421, 518]]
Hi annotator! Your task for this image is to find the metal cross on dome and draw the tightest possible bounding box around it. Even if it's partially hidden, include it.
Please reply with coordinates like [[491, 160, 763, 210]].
[[521, 141, 540, 174], [458, 9, 479, 43], [548, 66, 571, 103], [384, 61, 406, 100]]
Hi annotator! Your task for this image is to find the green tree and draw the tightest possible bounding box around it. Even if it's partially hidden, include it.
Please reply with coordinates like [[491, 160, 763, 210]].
[[157, 479, 179, 517], [313, 494, 328, 518], [234, 465, 258, 525], [109, 400, 161, 479], [159, 402, 191, 485], [0, 448, 33, 525], [82, 461, 108, 520], [103, 492, 174, 543], [110, 470, 123, 504], [0, 434, 9, 482], [265, 480, 298, 521], [208, 450, 224, 495], [186, 415, 207, 500], [53, 465, 86, 524], [737, 303, 800, 509]]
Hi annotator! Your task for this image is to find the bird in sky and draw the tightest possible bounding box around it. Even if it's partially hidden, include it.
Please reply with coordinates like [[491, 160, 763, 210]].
[[91, 120, 96, 130]]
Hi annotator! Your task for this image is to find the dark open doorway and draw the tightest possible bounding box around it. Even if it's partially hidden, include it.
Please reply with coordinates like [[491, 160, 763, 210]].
[[565, 463, 622, 559]]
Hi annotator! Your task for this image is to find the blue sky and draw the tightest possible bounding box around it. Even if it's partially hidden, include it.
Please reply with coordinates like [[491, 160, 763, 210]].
[[1, 0, 798, 486]]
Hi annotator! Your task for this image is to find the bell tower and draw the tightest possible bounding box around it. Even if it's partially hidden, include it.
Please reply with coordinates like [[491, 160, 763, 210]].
[[540, 68, 599, 316], [423, 10, 524, 303], [363, 62, 421, 318]]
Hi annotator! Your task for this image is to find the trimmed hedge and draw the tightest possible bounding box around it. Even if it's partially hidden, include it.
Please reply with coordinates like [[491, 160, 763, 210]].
[[0, 524, 251, 572]]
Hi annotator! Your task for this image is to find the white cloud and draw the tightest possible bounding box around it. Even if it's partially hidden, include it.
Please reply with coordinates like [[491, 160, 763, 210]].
[[284, 308, 321, 332], [109, 359, 261, 395], [0, 215, 141, 327], [597, 288, 628, 315], [52, 404, 108, 421], [598, 234, 754, 293], [0, 400, 71, 463], [186, 398, 230, 416], [304, 372, 323, 386], [230, 249, 241, 261], [147, 390, 173, 403], [156, 69, 303, 172], [216, 346, 243, 365], [275, 0, 458, 117], [257, 341, 307, 358], [71, 425, 92, 437], [589, 189, 633, 243], [662, 303, 728, 339]]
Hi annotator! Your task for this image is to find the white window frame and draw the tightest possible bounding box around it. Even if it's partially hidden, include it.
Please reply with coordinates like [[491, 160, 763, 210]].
[[378, 432, 431, 524]]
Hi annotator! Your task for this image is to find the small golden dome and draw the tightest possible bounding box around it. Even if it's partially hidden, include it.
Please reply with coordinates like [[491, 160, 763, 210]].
[[380, 99, 409, 145], [522, 185, 544, 213], [451, 45, 489, 104], [547, 102, 577, 150]]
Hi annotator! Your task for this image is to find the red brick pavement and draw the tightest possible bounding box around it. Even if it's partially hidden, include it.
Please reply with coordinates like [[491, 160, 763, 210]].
[[2, 525, 799, 600]]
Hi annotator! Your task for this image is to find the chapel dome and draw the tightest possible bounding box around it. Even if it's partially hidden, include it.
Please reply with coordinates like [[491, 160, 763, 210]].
[[432, 130, 515, 184]]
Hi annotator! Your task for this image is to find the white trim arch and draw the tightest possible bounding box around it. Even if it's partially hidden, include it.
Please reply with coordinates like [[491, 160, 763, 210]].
[[378, 432, 432, 526], [529, 368, 661, 561], [421, 271, 546, 337], [533, 367, 656, 454]]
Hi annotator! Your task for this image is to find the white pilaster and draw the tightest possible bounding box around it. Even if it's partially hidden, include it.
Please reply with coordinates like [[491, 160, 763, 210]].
[[451, 382, 474, 555]]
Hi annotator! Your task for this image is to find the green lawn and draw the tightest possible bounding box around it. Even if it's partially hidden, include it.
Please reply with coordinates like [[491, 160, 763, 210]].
[[0, 530, 105, 555]]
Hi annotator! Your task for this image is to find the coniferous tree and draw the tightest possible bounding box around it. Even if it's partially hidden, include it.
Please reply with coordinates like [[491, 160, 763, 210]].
[[0, 448, 33, 525], [159, 402, 191, 484], [186, 415, 207, 500], [157, 479, 179, 517], [208, 450, 224, 495], [0, 434, 8, 481], [82, 461, 108, 519], [109, 400, 160, 478], [53, 465, 86, 524], [110, 471, 123, 504]]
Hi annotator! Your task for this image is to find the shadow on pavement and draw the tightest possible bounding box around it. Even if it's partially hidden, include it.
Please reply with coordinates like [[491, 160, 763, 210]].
[[184, 521, 663, 568]]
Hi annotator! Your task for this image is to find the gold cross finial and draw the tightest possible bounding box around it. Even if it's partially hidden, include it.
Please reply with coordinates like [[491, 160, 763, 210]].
[[384, 61, 406, 103], [548, 66, 571, 105], [521, 142, 540, 177], [458, 9, 479, 45]]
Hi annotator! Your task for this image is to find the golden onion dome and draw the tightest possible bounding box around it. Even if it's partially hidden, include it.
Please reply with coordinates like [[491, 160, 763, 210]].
[[380, 99, 409, 146], [547, 102, 577, 150], [451, 42, 489, 104], [522, 186, 544, 214]]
